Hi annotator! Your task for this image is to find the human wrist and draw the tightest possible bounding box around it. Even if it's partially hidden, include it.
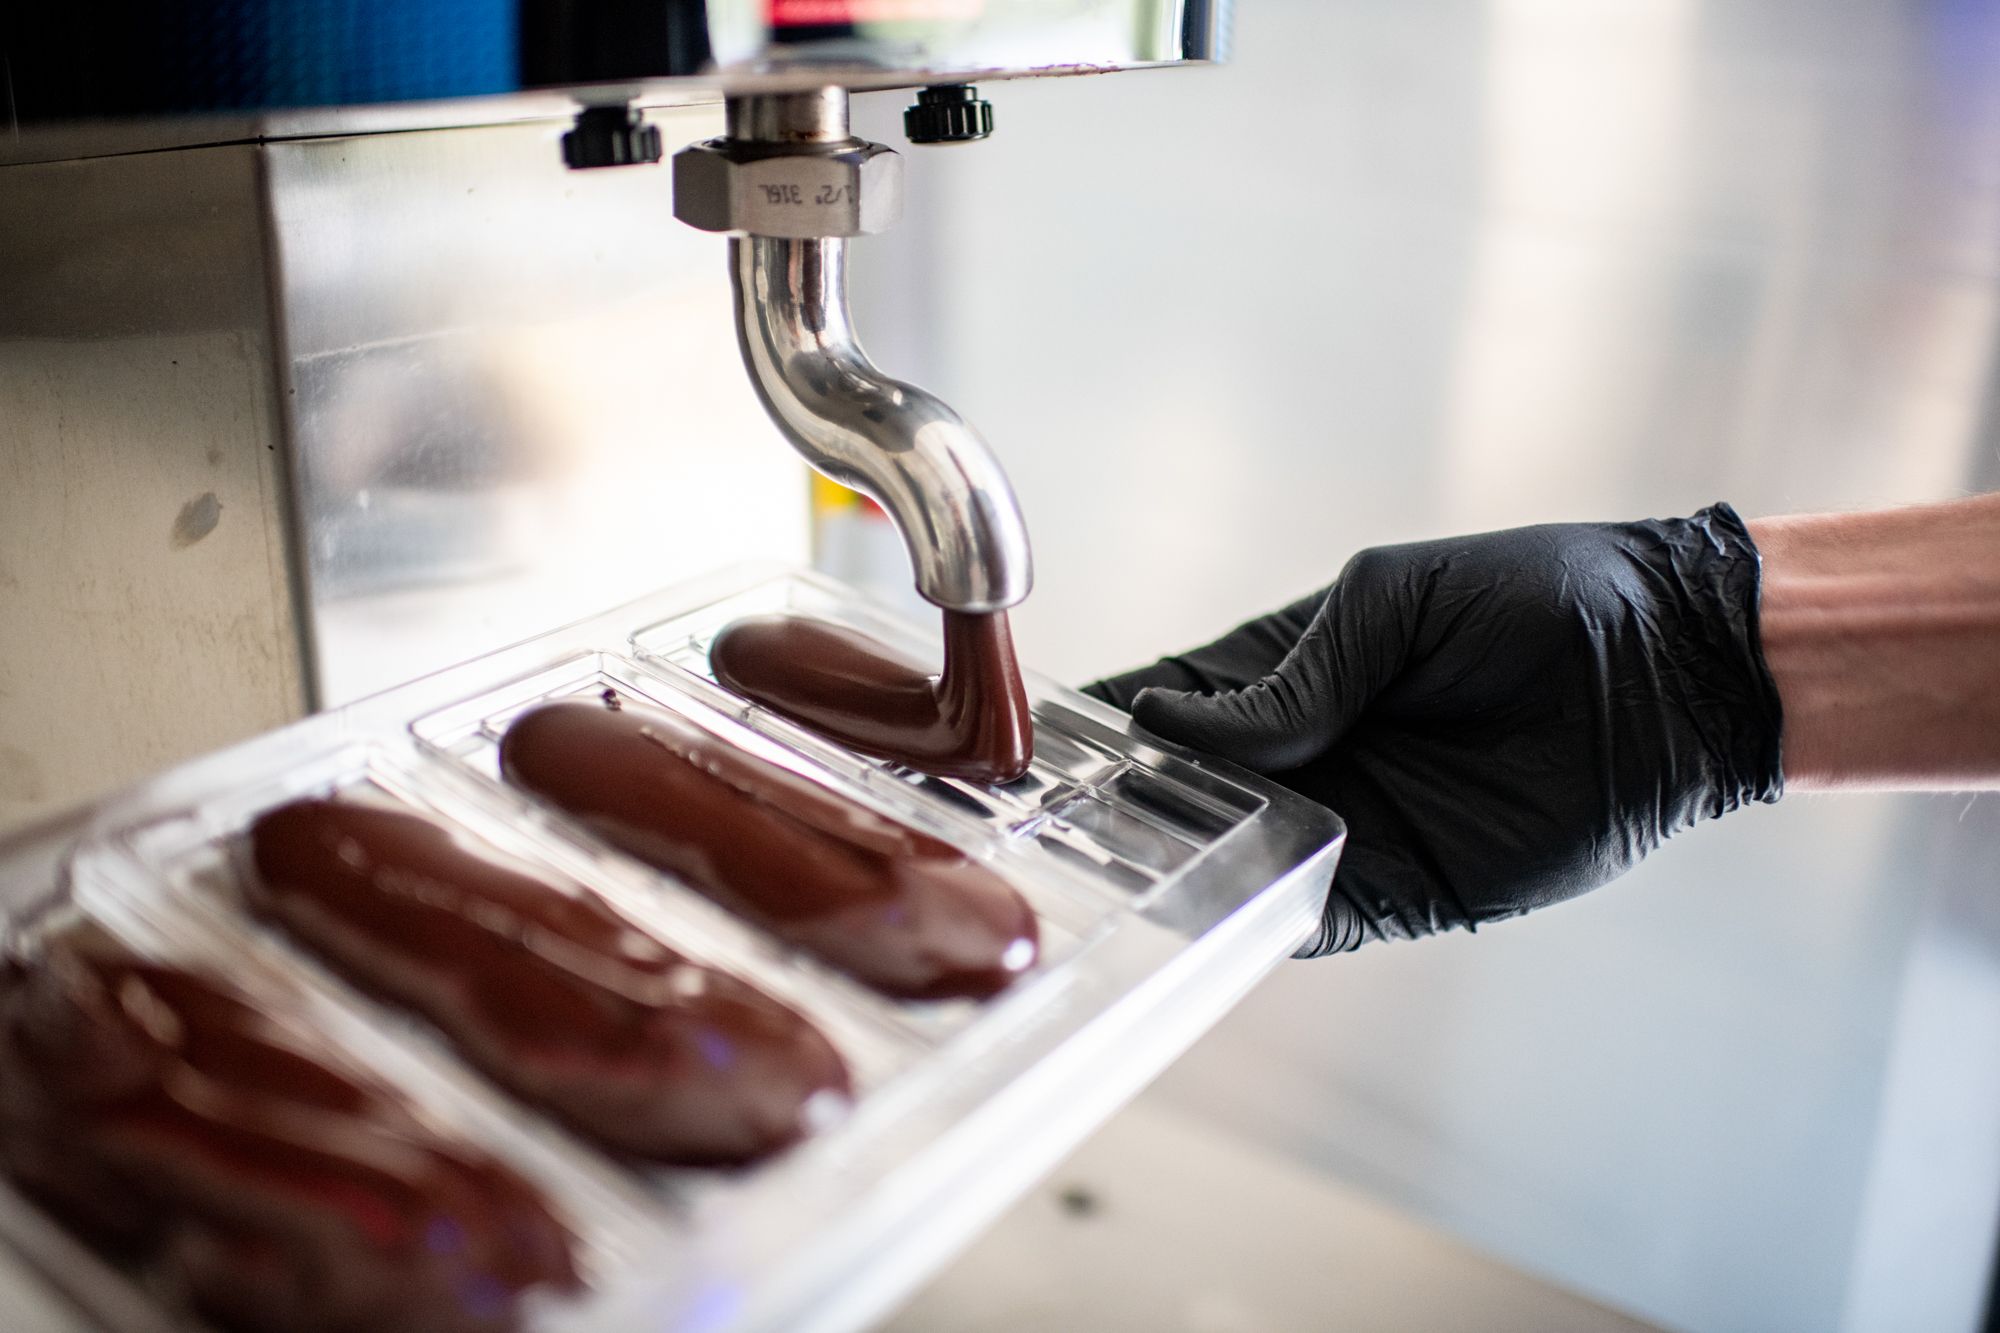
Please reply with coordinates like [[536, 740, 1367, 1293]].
[[1748, 494, 2000, 791]]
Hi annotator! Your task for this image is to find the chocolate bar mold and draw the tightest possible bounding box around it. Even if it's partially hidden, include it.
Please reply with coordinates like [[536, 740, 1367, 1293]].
[[409, 650, 1110, 1024], [88, 741, 916, 1100], [8, 882, 669, 1333], [628, 575, 1270, 904], [0, 565, 1343, 1333]]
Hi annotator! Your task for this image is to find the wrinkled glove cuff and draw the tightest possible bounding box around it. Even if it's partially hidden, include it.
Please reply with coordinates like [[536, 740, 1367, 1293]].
[[1681, 502, 1787, 811]]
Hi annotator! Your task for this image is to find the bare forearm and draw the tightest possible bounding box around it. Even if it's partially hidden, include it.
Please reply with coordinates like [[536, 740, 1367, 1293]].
[[1749, 494, 2000, 791]]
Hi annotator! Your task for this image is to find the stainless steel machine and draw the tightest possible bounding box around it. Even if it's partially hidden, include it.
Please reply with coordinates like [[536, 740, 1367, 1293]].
[[0, 1, 1229, 831], [0, 11, 1346, 1333]]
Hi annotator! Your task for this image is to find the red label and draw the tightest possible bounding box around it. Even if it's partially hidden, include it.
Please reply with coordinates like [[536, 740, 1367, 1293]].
[[771, 0, 983, 24]]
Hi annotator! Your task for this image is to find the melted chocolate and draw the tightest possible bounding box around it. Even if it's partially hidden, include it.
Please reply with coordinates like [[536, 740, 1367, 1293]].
[[708, 610, 1033, 786], [0, 925, 577, 1333], [499, 696, 1039, 1001], [247, 799, 852, 1165]]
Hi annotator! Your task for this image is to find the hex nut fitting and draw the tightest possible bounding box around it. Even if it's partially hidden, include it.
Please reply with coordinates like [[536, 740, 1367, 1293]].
[[673, 138, 904, 238]]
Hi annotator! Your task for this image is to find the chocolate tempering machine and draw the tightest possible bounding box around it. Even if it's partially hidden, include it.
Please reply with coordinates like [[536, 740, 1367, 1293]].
[[0, 6, 1345, 1330]]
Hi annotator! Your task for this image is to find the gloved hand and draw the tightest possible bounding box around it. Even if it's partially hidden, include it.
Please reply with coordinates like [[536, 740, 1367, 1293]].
[[1086, 504, 1786, 956]]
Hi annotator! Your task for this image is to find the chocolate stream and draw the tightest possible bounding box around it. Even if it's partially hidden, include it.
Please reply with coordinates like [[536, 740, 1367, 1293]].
[[709, 610, 1033, 786]]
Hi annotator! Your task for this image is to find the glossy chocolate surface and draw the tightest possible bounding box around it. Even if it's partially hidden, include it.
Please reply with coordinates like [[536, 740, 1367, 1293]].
[[0, 925, 577, 1333], [499, 695, 1039, 1001], [248, 799, 852, 1165], [708, 610, 1033, 786]]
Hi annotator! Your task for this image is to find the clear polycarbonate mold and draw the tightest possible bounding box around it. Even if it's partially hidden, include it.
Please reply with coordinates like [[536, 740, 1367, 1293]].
[[0, 566, 1344, 1333]]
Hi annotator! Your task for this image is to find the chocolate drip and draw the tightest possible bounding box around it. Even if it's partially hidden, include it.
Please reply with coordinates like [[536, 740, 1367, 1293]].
[[0, 925, 577, 1333], [708, 610, 1033, 786], [499, 696, 1039, 1001], [247, 799, 851, 1165]]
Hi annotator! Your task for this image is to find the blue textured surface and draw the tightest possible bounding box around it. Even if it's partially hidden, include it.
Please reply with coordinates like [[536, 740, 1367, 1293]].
[[173, 0, 518, 107]]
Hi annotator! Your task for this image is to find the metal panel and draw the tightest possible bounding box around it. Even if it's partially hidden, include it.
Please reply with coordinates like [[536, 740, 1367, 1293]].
[[262, 105, 809, 705], [0, 145, 307, 835], [1, 0, 1231, 124], [0, 104, 810, 833]]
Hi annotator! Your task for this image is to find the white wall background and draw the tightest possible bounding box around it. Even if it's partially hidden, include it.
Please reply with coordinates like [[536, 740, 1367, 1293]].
[[850, 2, 2000, 1328]]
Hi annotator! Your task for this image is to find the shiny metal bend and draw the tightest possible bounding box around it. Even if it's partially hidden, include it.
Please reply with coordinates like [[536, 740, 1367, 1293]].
[[731, 233, 1033, 612]]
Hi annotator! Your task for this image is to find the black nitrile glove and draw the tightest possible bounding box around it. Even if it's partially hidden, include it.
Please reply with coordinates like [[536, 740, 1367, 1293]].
[[1086, 504, 1785, 956]]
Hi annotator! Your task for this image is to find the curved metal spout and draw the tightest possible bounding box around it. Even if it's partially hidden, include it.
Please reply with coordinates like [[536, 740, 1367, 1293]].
[[731, 234, 1032, 612]]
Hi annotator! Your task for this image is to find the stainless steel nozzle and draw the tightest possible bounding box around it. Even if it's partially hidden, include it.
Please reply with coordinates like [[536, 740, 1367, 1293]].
[[674, 90, 1032, 613]]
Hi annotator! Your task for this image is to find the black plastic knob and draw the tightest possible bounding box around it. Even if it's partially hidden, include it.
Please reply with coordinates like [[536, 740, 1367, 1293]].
[[562, 105, 664, 169], [903, 85, 993, 145]]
